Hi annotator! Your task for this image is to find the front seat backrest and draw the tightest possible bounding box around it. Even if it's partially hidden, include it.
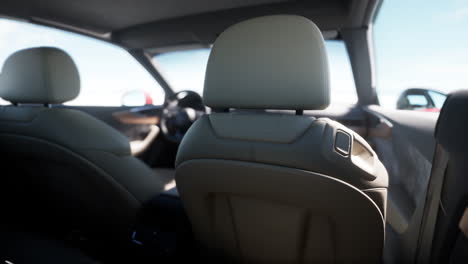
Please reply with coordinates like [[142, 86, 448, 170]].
[[420, 90, 468, 263], [0, 47, 163, 239], [175, 15, 388, 263]]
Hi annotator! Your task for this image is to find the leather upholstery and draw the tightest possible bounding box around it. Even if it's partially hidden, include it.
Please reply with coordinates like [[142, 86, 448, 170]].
[[427, 90, 468, 262], [0, 47, 80, 104], [177, 114, 388, 200], [203, 15, 330, 110], [435, 90, 468, 153], [177, 160, 385, 263], [0, 47, 163, 238], [176, 15, 388, 263]]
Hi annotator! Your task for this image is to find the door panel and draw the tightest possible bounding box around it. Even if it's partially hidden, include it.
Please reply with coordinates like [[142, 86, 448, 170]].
[[365, 105, 439, 263]]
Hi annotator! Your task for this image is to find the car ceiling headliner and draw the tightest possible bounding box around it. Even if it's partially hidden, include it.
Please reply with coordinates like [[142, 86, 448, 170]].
[[0, 0, 380, 51]]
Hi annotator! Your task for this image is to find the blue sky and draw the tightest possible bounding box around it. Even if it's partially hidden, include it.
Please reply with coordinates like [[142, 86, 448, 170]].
[[1, 0, 467, 107], [374, 0, 468, 106]]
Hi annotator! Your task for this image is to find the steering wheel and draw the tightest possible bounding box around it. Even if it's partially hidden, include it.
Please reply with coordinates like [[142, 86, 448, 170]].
[[160, 90, 206, 143]]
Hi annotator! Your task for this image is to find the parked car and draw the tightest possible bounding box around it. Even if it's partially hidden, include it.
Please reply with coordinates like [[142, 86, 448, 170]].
[[397, 88, 447, 112]]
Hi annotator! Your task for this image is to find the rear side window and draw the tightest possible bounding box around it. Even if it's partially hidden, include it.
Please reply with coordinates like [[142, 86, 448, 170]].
[[0, 18, 165, 106], [374, 0, 467, 110], [428, 91, 446, 109], [407, 95, 428, 106], [325, 41, 358, 105]]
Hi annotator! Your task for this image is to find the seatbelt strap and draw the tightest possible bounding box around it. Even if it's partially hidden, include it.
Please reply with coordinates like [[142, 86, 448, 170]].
[[416, 144, 449, 264]]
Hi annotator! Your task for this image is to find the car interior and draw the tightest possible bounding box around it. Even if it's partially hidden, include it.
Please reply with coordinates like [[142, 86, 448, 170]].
[[0, 0, 467, 263]]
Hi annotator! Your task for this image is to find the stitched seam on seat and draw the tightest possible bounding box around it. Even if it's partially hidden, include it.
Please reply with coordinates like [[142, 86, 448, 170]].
[[361, 187, 388, 192], [226, 195, 244, 262], [330, 217, 337, 263], [298, 210, 310, 263]]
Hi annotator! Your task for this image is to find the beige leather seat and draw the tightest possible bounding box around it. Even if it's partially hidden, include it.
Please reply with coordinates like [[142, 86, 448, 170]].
[[0, 47, 163, 238], [175, 15, 388, 263]]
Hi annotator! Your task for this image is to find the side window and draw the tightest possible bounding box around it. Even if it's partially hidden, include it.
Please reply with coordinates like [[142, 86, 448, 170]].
[[428, 91, 447, 109], [374, 0, 464, 111], [0, 19, 164, 106], [407, 94, 428, 107], [324, 41, 358, 105]]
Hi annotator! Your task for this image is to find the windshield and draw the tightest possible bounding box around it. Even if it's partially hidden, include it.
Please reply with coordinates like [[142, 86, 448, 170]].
[[154, 41, 358, 105]]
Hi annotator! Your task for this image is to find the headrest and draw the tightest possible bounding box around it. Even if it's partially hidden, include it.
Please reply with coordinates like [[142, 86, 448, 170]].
[[0, 47, 80, 104], [203, 15, 330, 110]]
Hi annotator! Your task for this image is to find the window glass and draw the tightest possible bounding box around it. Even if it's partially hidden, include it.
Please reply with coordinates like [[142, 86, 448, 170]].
[[428, 91, 447, 109], [374, 0, 468, 109], [0, 19, 165, 106], [407, 94, 428, 106], [154, 40, 358, 105]]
